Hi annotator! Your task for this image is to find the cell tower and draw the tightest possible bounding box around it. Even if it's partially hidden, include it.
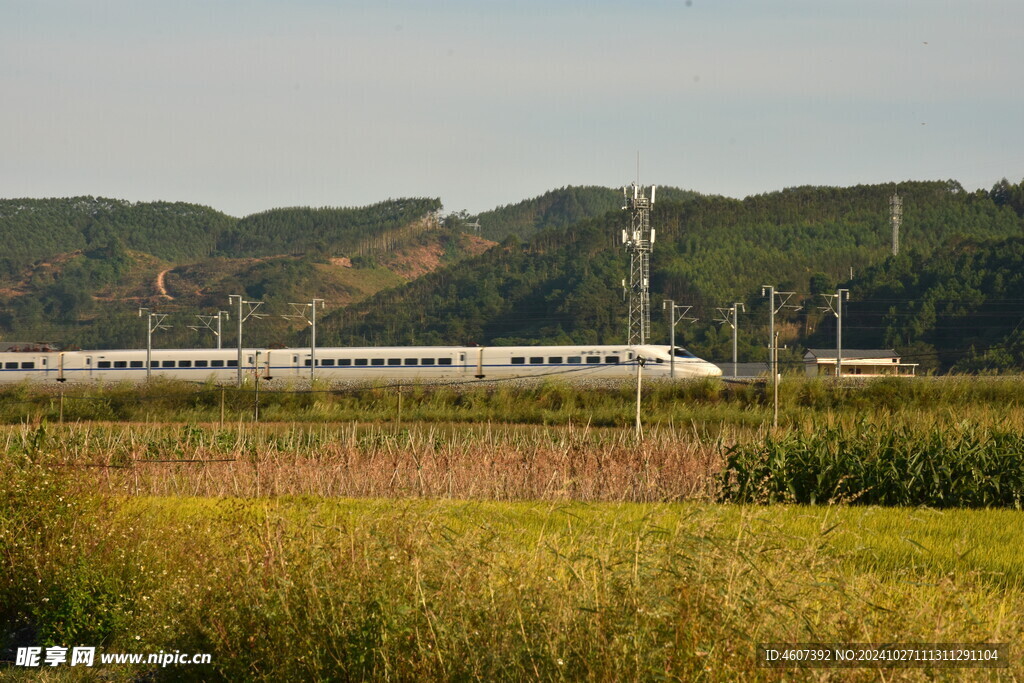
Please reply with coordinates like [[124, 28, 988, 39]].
[[890, 187, 903, 256], [621, 183, 656, 344]]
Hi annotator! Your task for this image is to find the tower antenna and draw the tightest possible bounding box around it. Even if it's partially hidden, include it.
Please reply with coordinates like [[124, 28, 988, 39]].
[[621, 179, 656, 344], [890, 185, 903, 256]]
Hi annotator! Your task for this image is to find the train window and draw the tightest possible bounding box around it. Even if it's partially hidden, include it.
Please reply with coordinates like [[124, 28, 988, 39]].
[[21, 362, 35, 369], [304, 359, 312, 366], [421, 358, 436, 365], [655, 359, 665, 364], [322, 359, 336, 366], [150, 360, 159, 368], [567, 356, 582, 364], [530, 357, 544, 364], [114, 361, 128, 368], [404, 358, 418, 366], [548, 356, 563, 364], [438, 358, 452, 366], [339, 359, 352, 366], [371, 358, 385, 366], [179, 360, 192, 368], [195, 360, 208, 368], [605, 356, 620, 364], [511, 357, 525, 365], [130, 360, 144, 368], [586, 356, 600, 364], [98, 361, 112, 369], [212, 360, 225, 368], [387, 358, 401, 366], [354, 359, 368, 366], [4, 362, 18, 369], [226, 360, 238, 367]]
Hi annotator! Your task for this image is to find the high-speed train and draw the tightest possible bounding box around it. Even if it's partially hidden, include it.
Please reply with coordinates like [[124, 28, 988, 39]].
[[0, 344, 721, 384]]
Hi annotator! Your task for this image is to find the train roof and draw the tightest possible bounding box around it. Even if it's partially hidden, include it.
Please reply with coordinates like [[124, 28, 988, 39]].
[[43, 344, 664, 354]]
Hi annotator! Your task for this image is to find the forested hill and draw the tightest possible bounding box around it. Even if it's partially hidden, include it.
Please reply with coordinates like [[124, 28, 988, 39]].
[[0, 196, 460, 349], [0, 197, 235, 278], [319, 180, 1024, 364], [216, 198, 442, 257], [647, 181, 1021, 306], [0, 196, 444, 276], [475, 186, 699, 241], [832, 235, 1024, 372], [319, 225, 625, 347]]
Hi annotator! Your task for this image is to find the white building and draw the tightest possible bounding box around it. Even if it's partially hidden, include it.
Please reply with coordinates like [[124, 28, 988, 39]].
[[803, 349, 917, 377]]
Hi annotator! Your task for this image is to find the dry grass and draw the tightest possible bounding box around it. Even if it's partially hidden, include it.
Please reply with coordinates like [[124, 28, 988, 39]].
[[7, 422, 723, 503]]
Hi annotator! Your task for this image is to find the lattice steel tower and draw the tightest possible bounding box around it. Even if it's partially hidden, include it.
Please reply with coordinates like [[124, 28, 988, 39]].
[[621, 183, 656, 344], [890, 187, 903, 256]]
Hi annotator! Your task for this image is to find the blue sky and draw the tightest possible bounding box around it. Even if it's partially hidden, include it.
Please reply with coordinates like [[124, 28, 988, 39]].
[[2, 0, 1022, 217]]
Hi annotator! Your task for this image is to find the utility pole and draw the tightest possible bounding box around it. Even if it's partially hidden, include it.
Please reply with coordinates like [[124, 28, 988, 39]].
[[773, 331, 780, 427], [138, 308, 170, 380], [634, 355, 647, 440], [621, 183, 656, 344], [820, 289, 850, 377], [715, 303, 745, 378], [190, 311, 230, 349], [228, 295, 264, 388], [284, 299, 325, 382], [762, 286, 797, 428], [254, 351, 261, 422], [662, 299, 697, 378]]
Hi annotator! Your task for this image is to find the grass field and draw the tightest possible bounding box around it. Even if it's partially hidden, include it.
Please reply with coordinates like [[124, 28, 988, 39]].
[[1, 489, 1020, 680], [1, 379, 1022, 680]]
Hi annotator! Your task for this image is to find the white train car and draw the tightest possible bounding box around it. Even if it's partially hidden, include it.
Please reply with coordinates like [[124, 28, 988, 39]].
[[0, 352, 61, 382], [0, 344, 721, 384], [56, 348, 244, 382]]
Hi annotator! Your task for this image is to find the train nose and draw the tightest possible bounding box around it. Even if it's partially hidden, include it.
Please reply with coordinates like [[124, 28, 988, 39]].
[[704, 362, 723, 377]]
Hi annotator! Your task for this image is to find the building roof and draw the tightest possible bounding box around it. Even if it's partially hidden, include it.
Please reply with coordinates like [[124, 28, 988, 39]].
[[804, 349, 900, 361]]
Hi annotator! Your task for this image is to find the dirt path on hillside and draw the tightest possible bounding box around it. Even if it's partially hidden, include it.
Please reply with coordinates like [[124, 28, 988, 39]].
[[156, 269, 174, 299]]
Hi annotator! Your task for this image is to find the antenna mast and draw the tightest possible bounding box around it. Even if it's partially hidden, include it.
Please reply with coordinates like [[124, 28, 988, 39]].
[[890, 187, 903, 256], [621, 182, 656, 344]]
